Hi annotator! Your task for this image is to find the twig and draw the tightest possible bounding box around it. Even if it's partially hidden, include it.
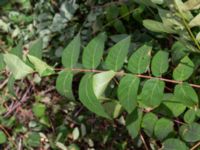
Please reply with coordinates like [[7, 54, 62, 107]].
[[4, 86, 31, 117], [0, 78, 9, 89], [140, 134, 149, 150], [0, 124, 17, 148], [54, 68, 200, 89], [40, 86, 56, 95], [190, 141, 200, 150]]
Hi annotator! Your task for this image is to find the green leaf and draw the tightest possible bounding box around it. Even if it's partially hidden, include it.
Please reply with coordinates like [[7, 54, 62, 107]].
[[189, 13, 200, 27], [183, 0, 200, 10], [154, 118, 174, 141], [126, 109, 143, 139], [62, 34, 81, 68], [128, 44, 152, 74], [27, 132, 41, 147], [139, 79, 165, 108], [151, 51, 169, 77], [72, 127, 80, 140], [10, 41, 23, 58], [0, 54, 5, 71], [93, 70, 116, 99], [179, 122, 200, 142], [156, 94, 186, 117], [56, 70, 74, 100], [173, 56, 194, 81], [32, 103, 46, 118], [171, 41, 187, 64], [82, 33, 107, 69], [118, 74, 140, 113], [158, 8, 184, 29], [106, 4, 119, 21], [79, 74, 110, 119], [103, 100, 122, 118], [163, 138, 188, 150], [68, 144, 80, 150], [0, 131, 7, 144], [151, 0, 164, 5], [113, 19, 126, 33], [29, 38, 43, 59], [184, 109, 196, 123], [174, 83, 198, 107], [27, 55, 55, 77], [105, 36, 131, 71], [142, 112, 158, 137], [143, 19, 175, 33], [3, 53, 34, 80], [8, 75, 16, 97]]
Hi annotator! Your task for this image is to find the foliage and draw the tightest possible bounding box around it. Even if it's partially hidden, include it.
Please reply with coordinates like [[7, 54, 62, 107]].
[[0, 0, 200, 149]]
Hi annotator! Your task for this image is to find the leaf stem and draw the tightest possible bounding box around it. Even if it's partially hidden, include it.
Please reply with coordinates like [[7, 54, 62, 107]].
[[54, 68, 200, 89]]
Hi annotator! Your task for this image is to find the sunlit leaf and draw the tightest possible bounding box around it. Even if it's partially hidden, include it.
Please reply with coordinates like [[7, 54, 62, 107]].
[[79, 74, 111, 119], [3, 53, 34, 80], [27, 55, 55, 77], [143, 19, 175, 33], [93, 70, 116, 99], [189, 13, 200, 27]]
